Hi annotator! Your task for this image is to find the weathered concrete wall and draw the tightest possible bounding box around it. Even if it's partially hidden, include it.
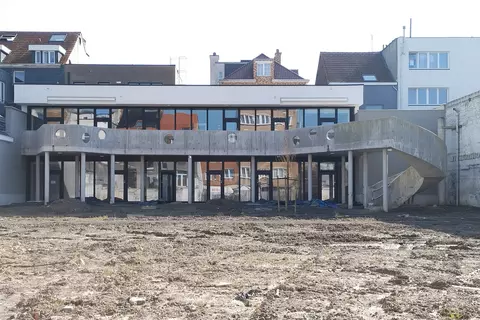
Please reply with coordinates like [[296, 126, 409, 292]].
[[0, 107, 27, 205], [445, 90, 480, 206], [355, 109, 444, 205]]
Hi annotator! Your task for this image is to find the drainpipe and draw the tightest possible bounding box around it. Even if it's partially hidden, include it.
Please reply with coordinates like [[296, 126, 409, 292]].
[[453, 108, 460, 206]]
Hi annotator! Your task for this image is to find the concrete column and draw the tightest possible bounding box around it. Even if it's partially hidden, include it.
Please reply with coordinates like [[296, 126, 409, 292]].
[[44, 152, 50, 205], [110, 154, 115, 204], [382, 149, 388, 213], [307, 154, 313, 201], [437, 117, 446, 205], [251, 156, 256, 203], [348, 151, 353, 209], [35, 155, 41, 202], [75, 155, 80, 198], [80, 152, 86, 202], [341, 156, 346, 204], [140, 156, 145, 202], [363, 152, 368, 209], [188, 156, 193, 204]]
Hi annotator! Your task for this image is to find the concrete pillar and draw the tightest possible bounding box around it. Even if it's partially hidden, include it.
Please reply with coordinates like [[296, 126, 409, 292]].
[[44, 152, 50, 205], [140, 156, 145, 202], [437, 117, 446, 205], [188, 156, 193, 204], [75, 155, 80, 198], [80, 152, 86, 202], [110, 154, 115, 204], [348, 151, 353, 209], [35, 155, 41, 202], [382, 149, 388, 213], [307, 154, 313, 201], [251, 156, 256, 203], [363, 152, 368, 209], [341, 156, 346, 204]]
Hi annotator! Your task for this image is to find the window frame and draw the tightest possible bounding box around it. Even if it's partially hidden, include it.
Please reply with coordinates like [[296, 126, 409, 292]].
[[408, 88, 448, 106], [240, 166, 251, 179], [35, 51, 42, 64], [224, 168, 234, 180], [49, 34, 67, 42], [13, 71, 25, 84], [48, 51, 56, 64], [409, 52, 449, 70], [256, 62, 272, 77]]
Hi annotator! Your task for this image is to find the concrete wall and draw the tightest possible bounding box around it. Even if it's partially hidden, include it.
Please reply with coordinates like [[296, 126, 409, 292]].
[[445, 90, 480, 206], [355, 109, 444, 205], [382, 38, 398, 82], [394, 37, 480, 110], [361, 85, 397, 110], [15, 84, 364, 108], [0, 107, 27, 205]]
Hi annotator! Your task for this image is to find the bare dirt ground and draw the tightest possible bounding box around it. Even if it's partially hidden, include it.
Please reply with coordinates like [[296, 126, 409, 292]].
[[1, 200, 480, 319]]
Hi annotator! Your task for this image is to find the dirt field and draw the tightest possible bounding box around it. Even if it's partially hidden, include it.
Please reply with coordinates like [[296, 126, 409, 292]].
[[1, 201, 480, 319]]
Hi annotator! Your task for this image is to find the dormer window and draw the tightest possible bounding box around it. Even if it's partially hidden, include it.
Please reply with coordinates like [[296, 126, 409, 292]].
[[29, 45, 65, 64], [50, 34, 67, 42], [35, 51, 56, 64], [256, 62, 272, 77], [0, 34, 17, 41]]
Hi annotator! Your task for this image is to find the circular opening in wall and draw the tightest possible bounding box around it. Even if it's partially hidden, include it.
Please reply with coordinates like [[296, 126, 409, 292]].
[[98, 130, 106, 140], [293, 136, 300, 146], [228, 133, 237, 143], [55, 129, 66, 138], [309, 129, 317, 136], [82, 133, 90, 143], [164, 134, 174, 144], [326, 129, 335, 141]]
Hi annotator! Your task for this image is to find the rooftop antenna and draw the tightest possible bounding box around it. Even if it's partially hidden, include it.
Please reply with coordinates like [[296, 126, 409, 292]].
[[370, 34, 374, 51], [409, 18, 412, 38], [402, 25, 406, 38], [170, 56, 187, 84]]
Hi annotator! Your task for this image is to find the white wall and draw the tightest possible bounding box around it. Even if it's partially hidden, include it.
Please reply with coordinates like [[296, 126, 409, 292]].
[[69, 37, 90, 64], [445, 91, 480, 207], [15, 84, 364, 108], [396, 37, 480, 110]]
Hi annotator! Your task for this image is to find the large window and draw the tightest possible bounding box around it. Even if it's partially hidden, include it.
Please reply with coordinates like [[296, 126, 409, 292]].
[[208, 109, 223, 130], [408, 88, 448, 106], [192, 109, 206, 130], [35, 51, 56, 64], [304, 109, 318, 127], [256, 62, 271, 76], [409, 52, 449, 69]]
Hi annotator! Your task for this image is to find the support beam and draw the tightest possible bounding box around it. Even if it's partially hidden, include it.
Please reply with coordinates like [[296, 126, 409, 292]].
[[35, 155, 40, 202], [251, 156, 256, 203], [348, 151, 353, 209], [307, 154, 313, 201], [188, 156, 193, 204], [43, 152, 49, 205], [363, 152, 368, 209], [75, 155, 80, 198], [341, 156, 346, 204], [80, 152, 86, 203], [110, 154, 115, 204], [140, 156, 145, 202], [437, 117, 446, 205], [382, 149, 389, 212]]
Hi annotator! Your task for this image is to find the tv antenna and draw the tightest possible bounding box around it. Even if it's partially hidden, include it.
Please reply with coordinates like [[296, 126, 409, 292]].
[[170, 56, 187, 84]]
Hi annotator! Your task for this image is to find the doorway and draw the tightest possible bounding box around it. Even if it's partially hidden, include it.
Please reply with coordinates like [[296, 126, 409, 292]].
[[256, 171, 271, 201], [207, 170, 223, 200], [320, 173, 335, 201], [160, 172, 175, 202]]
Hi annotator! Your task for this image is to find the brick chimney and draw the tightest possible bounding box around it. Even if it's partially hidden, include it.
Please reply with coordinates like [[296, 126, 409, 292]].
[[274, 49, 282, 64]]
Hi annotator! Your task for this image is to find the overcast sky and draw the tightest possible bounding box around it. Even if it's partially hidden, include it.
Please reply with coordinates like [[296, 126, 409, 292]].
[[2, 0, 478, 84]]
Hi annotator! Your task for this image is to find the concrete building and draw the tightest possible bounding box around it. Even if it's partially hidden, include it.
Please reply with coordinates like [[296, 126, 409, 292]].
[[444, 90, 480, 207], [315, 52, 397, 110]]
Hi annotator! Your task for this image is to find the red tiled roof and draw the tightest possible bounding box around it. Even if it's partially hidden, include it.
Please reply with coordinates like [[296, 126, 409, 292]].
[[0, 31, 82, 64]]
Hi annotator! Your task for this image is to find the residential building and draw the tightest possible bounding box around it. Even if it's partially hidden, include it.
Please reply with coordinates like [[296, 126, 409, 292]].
[[382, 36, 480, 110], [315, 52, 397, 110], [210, 50, 307, 85]]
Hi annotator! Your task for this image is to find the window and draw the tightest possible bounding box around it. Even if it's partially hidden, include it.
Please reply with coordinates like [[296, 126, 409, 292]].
[[218, 71, 224, 80], [409, 52, 449, 69], [363, 105, 384, 110], [42, 51, 48, 64], [408, 88, 448, 105], [362, 74, 377, 81], [49, 34, 67, 42], [224, 169, 234, 179], [241, 166, 251, 178], [48, 51, 56, 64], [35, 51, 56, 64], [35, 51, 42, 64], [0, 81, 5, 103], [337, 109, 350, 123], [176, 173, 187, 187], [98, 82, 110, 85], [13, 71, 25, 83], [256, 62, 271, 76], [240, 114, 255, 125], [255, 114, 271, 125], [273, 168, 287, 179], [304, 109, 318, 127]]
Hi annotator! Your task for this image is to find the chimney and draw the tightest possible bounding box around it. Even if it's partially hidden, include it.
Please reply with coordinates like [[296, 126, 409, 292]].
[[274, 49, 282, 64], [210, 52, 219, 65]]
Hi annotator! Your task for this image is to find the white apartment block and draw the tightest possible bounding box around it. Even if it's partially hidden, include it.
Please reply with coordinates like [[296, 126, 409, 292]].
[[382, 37, 480, 110]]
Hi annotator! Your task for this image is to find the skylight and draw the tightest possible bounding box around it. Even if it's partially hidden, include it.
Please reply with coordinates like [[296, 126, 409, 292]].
[[50, 34, 67, 42], [0, 34, 17, 41], [362, 74, 377, 81]]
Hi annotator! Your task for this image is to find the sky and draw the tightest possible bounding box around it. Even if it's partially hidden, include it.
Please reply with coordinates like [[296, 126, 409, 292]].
[[2, 0, 479, 84]]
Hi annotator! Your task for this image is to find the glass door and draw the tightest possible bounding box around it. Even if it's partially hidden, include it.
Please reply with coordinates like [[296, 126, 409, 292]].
[[256, 171, 271, 201], [320, 173, 335, 201], [160, 172, 175, 202], [207, 170, 223, 200]]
